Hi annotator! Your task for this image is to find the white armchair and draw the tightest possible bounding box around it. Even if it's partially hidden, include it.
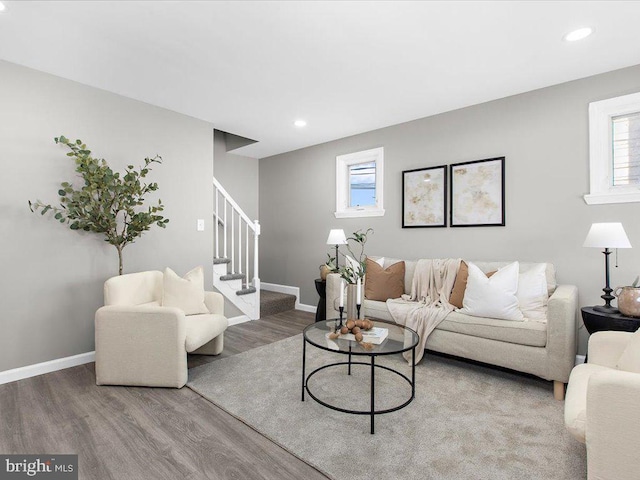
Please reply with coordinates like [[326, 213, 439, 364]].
[[95, 270, 228, 388], [564, 330, 640, 480]]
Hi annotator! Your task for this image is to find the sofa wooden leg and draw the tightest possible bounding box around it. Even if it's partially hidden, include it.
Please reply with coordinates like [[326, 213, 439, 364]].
[[553, 380, 565, 401]]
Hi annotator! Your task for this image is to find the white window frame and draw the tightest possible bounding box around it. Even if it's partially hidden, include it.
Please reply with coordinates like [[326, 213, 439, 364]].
[[335, 147, 384, 218], [584, 91, 640, 205]]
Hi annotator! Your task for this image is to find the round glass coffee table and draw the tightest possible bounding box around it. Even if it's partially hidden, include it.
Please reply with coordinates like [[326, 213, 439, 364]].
[[301, 318, 419, 434]]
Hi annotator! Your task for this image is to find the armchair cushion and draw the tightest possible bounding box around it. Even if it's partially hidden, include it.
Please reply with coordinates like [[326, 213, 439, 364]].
[[162, 266, 209, 315], [184, 314, 229, 352], [616, 329, 640, 373]]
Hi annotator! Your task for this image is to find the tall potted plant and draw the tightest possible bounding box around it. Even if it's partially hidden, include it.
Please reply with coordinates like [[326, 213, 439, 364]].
[[29, 136, 169, 275]]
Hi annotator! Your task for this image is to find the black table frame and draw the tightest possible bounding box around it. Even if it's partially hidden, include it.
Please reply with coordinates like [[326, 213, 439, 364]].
[[301, 320, 418, 434]]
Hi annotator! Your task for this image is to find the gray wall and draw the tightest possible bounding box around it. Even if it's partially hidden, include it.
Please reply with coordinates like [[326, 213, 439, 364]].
[[0, 60, 215, 372], [259, 63, 640, 355], [213, 129, 260, 317]]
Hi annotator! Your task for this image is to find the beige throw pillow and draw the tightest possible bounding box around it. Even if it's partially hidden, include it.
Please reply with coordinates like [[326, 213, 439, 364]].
[[162, 266, 209, 315], [617, 330, 640, 373], [365, 258, 405, 301]]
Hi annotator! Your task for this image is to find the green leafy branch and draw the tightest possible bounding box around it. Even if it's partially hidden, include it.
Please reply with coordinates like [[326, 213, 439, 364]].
[[334, 228, 373, 283], [29, 135, 169, 275]]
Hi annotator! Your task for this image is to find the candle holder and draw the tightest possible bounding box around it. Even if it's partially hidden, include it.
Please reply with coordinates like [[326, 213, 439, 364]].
[[336, 306, 344, 332], [356, 303, 361, 320]]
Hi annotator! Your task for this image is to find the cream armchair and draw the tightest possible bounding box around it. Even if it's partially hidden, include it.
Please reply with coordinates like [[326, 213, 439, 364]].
[[95, 270, 228, 388], [564, 331, 640, 480]]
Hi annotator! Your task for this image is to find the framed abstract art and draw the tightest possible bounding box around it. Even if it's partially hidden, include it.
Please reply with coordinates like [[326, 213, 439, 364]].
[[402, 165, 447, 228], [450, 157, 505, 227]]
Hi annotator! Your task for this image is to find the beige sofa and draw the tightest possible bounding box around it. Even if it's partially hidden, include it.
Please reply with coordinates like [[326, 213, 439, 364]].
[[326, 257, 578, 399], [565, 331, 640, 480]]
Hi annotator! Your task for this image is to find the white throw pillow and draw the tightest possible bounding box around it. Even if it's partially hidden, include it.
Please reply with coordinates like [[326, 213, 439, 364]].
[[517, 263, 548, 321], [162, 266, 209, 315], [459, 261, 524, 321], [617, 330, 640, 373]]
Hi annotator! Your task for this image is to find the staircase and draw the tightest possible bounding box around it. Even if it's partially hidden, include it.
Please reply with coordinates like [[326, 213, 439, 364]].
[[213, 178, 261, 320]]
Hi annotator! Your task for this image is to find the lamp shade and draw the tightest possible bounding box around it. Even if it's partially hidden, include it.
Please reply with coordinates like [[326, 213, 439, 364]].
[[583, 223, 632, 248], [326, 229, 347, 245]]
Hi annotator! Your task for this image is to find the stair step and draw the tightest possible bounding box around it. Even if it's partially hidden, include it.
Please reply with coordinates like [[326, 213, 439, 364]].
[[260, 290, 296, 317], [220, 273, 245, 281], [236, 286, 257, 296], [213, 258, 231, 265]]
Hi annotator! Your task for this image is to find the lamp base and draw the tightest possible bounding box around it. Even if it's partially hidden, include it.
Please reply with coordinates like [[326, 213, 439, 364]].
[[593, 304, 620, 314]]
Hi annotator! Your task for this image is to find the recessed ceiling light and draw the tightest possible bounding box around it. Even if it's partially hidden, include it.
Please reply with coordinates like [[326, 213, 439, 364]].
[[563, 27, 594, 42], [0, 2, 6, 12], [294, 119, 307, 128]]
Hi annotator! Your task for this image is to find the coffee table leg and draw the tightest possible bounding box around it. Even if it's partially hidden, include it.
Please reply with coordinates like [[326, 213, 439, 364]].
[[370, 355, 375, 434], [348, 344, 352, 375], [301, 337, 306, 401], [412, 346, 416, 399]]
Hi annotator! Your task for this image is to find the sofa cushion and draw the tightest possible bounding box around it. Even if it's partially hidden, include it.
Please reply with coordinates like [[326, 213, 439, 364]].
[[459, 262, 524, 321], [364, 300, 546, 347], [365, 258, 405, 301], [437, 311, 547, 347], [471, 261, 557, 296], [516, 263, 549, 321], [162, 266, 209, 315], [449, 261, 496, 309], [564, 363, 611, 443], [372, 256, 416, 295], [184, 313, 228, 352]]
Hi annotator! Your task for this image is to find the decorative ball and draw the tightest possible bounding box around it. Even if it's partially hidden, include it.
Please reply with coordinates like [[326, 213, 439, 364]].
[[355, 332, 363, 342], [340, 326, 349, 334], [346, 320, 356, 330], [328, 332, 340, 340], [351, 326, 361, 335], [355, 320, 364, 328]]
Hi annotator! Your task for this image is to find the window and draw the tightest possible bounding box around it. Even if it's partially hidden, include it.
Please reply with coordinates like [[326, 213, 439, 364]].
[[585, 92, 640, 205], [335, 147, 384, 218]]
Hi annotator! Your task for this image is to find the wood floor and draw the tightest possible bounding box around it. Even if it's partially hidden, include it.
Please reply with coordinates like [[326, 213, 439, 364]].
[[0, 310, 329, 480]]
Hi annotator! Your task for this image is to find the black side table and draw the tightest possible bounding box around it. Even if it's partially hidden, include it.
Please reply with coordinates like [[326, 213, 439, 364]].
[[314, 279, 326, 322], [581, 307, 640, 335]]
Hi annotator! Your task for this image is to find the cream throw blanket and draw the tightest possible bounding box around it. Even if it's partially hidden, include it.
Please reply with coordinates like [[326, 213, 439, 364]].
[[386, 258, 461, 364]]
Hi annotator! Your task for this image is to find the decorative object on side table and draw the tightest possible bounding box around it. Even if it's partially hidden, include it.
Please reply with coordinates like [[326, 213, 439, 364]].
[[583, 222, 632, 313], [613, 276, 640, 318]]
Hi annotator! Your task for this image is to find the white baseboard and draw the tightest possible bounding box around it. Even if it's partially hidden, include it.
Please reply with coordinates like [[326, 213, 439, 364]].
[[227, 314, 251, 326], [0, 351, 95, 386], [297, 303, 317, 313], [575, 355, 586, 365]]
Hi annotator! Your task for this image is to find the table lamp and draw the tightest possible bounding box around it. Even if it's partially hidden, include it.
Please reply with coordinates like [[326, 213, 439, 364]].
[[326, 229, 347, 270], [583, 222, 632, 313]]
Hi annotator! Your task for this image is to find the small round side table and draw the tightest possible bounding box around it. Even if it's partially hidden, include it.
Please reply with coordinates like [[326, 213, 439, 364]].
[[314, 279, 326, 322], [581, 307, 640, 335]]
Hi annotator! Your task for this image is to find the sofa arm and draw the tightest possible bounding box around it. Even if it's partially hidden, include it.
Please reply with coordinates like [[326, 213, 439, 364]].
[[587, 369, 640, 480], [546, 284, 578, 383], [205, 291, 225, 315], [326, 273, 342, 319], [588, 331, 632, 368], [95, 305, 188, 388]]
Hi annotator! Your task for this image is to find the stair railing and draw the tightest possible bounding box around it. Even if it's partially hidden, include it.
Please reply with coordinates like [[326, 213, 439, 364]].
[[213, 178, 261, 291]]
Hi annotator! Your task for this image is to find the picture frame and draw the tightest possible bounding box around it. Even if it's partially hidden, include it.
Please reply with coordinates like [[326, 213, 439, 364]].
[[402, 165, 447, 228], [450, 157, 505, 227]]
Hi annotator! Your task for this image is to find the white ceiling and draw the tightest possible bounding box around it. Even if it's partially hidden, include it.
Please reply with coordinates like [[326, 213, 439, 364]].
[[1, 1, 640, 158]]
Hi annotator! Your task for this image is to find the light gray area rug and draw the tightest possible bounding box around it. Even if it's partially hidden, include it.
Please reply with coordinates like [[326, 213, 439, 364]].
[[188, 335, 586, 480]]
